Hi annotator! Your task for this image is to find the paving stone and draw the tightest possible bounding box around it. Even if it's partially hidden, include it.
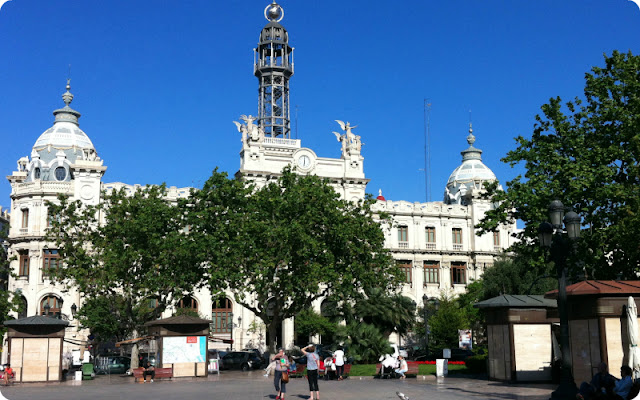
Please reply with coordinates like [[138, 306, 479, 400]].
[[0, 370, 556, 400]]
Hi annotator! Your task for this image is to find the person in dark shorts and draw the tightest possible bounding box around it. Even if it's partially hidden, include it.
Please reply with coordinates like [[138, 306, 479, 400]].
[[302, 345, 320, 400]]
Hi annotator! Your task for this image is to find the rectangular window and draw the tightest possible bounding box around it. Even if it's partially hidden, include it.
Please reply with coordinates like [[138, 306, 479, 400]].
[[493, 231, 500, 246], [212, 311, 231, 334], [425, 227, 436, 243], [397, 226, 408, 242], [43, 249, 60, 278], [47, 209, 61, 227], [397, 260, 412, 285], [452, 228, 462, 244], [451, 262, 466, 285], [19, 253, 29, 277], [423, 262, 439, 284], [21, 209, 29, 229]]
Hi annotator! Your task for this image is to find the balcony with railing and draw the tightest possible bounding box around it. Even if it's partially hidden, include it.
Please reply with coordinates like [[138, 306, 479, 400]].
[[398, 242, 409, 249], [452, 244, 463, 251], [425, 243, 436, 250], [14, 180, 73, 197]]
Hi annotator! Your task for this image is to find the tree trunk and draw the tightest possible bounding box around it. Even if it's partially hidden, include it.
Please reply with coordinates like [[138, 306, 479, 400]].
[[131, 343, 139, 369], [267, 319, 280, 353]]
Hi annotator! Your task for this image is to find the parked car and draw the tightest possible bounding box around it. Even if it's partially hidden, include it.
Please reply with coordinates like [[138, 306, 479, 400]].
[[95, 356, 131, 375], [242, 348, 265, 363], [221, 351, 263, 371], [415, 348, 474, 362]]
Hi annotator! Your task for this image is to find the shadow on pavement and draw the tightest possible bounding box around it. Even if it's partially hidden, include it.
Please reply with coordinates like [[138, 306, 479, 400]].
[[445, 386, 552, 400]]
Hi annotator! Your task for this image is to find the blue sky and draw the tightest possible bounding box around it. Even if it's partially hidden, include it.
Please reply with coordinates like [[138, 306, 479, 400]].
[[0, 1, 639, 211]]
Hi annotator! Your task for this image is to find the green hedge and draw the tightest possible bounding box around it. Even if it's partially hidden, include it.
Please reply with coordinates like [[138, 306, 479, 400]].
[[464, 355, 487, 374], [346, 363, 469, 377]]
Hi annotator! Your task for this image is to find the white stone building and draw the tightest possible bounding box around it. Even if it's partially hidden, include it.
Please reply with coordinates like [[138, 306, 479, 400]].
[[4, 2, 516, 356]]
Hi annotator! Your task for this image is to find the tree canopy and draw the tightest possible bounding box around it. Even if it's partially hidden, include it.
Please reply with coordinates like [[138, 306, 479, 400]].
[[0, 224, 20, 334], [428, 293, 468, 351], [350, 287, 415, 338], [46, 184, 204, 340], [294, 309, 336, 340], [478, 51, 640, 279], [188, 168, 400, 349]]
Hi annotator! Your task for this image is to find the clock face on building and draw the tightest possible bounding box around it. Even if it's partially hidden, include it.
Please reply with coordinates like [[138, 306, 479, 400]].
[[297, 155, 311, 169]]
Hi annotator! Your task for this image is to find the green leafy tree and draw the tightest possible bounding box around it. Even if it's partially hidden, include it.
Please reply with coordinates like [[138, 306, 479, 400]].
[[173, 307, 205, 319], [456, 280, 485, 343], [76, 294, 132, 343], [480, 258, 557, 299], [46, 184, 204, 362], [188, 167, 399, 351], [351, 287, 416, 338], [478, 51, 640, 279], [294, 309, 337, 340], [428, 293, 468, 351], [0, 224, 20, 342]]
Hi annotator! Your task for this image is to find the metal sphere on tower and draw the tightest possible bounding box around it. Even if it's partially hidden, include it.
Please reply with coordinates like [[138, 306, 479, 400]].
[[264, 2, 284, 22]]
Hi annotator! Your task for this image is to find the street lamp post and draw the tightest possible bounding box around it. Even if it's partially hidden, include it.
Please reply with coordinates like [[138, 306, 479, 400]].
[[229, 312, 234, 350], [538, 200, 581, 400]]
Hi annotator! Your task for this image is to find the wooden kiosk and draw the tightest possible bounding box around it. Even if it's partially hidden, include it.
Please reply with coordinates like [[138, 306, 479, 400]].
[[145, 315, 211, 378], [3, 316, 69, 382], [544, 280, 640, 384], [475, 295, 558, 382]]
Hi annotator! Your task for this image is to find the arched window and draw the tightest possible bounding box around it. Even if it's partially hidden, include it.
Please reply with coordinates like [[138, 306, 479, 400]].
[[177, 296, 198, 311], [211, 298, 232, 334], [18, 296, 27, 319], [320, 299, 339, 321], [40, 295, 62, 318]]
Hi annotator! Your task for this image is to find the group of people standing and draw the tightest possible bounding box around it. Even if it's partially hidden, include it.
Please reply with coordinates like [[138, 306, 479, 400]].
[[269, 345, 346, 400]]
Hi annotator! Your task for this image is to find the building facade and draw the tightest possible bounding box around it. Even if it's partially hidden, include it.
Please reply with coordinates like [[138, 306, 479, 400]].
[[4, 1, 516, 356]]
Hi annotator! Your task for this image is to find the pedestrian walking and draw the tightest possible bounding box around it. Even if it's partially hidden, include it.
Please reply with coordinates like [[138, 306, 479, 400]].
[[334, 347, 345, 380], [272, 348, 290, 400], [302, 345, 320, 400]]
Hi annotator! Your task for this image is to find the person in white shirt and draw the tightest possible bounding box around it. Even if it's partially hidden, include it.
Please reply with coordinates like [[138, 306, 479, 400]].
[[394, 356, 408, 379], [333, 348, 345, 380]]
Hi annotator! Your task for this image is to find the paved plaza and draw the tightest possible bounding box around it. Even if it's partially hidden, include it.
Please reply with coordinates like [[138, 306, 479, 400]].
[[0, 370, 555, 400]]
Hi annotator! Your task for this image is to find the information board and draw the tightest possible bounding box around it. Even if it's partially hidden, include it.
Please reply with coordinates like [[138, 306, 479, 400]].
[[162, 336, 206, 363]]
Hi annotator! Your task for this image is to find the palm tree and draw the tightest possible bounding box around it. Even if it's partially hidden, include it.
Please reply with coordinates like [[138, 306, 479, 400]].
[[353, 288, 416, 338]]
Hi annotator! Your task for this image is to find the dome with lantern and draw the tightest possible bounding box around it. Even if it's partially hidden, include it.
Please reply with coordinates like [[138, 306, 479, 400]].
[[25, 81, 100, 183], [444, 124, 500, 205]]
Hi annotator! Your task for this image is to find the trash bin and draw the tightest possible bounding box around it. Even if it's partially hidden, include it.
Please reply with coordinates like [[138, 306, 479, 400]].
[[82, 363, 94, 380], [436, 359, 448, 377]]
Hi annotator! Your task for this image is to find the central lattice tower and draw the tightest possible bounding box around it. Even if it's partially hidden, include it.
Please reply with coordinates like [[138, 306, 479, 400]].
[[254, 2, 294, 138]]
